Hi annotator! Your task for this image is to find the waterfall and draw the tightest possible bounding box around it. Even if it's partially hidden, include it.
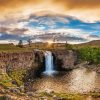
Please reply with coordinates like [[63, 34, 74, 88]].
[[43, 51, 56, 75]]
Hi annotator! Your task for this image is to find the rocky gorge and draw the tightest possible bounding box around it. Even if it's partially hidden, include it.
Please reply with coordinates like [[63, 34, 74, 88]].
[[0, 49, 100, 100], [0, 50, 77, 76], [0, 50, 77, 91]]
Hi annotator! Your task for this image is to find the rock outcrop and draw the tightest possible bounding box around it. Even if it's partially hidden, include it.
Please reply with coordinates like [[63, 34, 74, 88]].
[[0, 50, 78, 92], [52, 50, 77, 70], [0, 50, 77, 73], [0, 52, 35, 70]]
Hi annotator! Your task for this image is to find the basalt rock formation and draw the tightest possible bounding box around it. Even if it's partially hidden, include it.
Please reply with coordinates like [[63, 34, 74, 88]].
[[0, 50, 77, 91], [0, 52, 35, 71], [52, 50, 77, 70], [0, 50, 77, 73]]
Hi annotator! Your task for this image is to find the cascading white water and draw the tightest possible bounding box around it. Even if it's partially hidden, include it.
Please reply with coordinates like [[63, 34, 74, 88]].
[[43, 51, 56, 75]]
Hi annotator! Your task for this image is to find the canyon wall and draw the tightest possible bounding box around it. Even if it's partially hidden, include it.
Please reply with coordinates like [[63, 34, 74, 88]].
[[0, 50, 77, 73], [52, 50, 77, 70], [0, 52, 34, 70]]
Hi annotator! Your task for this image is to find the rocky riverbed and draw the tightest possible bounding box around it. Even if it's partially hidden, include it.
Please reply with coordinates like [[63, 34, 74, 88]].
[[0, 73, 100, 100], [0, 85, 100, 100], [0, 50, 100, 100], [0, 66, 100, 100]]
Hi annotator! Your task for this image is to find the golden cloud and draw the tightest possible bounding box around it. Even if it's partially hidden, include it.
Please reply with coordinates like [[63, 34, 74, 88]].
[[53, 0, 100, 9], [0, 0, 40, 9], [0, 0, 100, 22], [0, 0, 40, 19]]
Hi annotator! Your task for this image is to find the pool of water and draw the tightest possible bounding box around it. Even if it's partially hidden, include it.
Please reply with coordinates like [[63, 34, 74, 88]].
[[32, 67, 100, 93]]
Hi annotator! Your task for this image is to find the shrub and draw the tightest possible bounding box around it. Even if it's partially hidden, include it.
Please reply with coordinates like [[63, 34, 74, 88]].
[[77, 46, 100, 64]]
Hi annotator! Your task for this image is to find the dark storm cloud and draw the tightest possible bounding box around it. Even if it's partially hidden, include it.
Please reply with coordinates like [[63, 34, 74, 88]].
[[0, 27, 28, 35]]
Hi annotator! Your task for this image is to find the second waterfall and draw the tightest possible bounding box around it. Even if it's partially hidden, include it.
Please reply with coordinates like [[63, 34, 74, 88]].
[[43, 51, 56, 75]]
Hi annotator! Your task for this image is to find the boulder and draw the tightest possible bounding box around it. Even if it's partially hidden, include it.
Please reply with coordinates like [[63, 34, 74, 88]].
[[26, 92, 34, 96], [11, 80, 18, 86], [9, 88, 20, 94], [45, 89, 54, 95], [19, 85, 25, 92], [53, 95, 58, 100]]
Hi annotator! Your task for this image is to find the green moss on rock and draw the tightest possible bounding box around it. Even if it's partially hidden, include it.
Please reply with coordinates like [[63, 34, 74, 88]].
[[8, 69, 27, 86], [0, 73, 16, 88]]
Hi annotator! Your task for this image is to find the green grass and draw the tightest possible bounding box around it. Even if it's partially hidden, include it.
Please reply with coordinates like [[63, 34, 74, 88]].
[[40, 92, 100, 100], [0, 43, 69, 52], [0, 43, 99, 53], [40, 92, 84, 100], [0, 68, 27, 87], [55, 93, 84, 100], [90, 93, 100, 98], [0, 96, 5, 100], [8, 69, 27, 86], [0, 74, 16, 88], [0, 44, 33, 53], [77, 46, 100, 64]]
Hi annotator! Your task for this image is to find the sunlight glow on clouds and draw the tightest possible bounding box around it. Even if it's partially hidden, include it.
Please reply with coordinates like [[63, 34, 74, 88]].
[[0, 0, 100, 22], [0, 0, 100, 44]]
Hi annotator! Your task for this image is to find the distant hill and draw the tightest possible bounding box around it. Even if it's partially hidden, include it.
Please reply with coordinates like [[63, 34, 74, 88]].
[[75, 40, 100, 47]]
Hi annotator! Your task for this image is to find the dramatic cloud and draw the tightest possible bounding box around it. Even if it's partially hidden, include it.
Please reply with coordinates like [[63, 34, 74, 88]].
[[0, 27, 28, 35], [53, 0, 100, 9], [31, 30, 100, 44], [0, 0, 100, 22], [0, 0, 100, 44]]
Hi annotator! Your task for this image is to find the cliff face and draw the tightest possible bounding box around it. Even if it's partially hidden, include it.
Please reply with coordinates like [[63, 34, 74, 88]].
[[0, 50, 77, 91], [52, 50, 77, 70], [0, 52, 34, 70], [0, 50, 77, 73]]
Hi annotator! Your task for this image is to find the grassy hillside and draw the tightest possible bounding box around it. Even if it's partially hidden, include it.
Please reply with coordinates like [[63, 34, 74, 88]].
[[0, 44, 33, 52], [0, 40, 100, 52], [73, 40, 100, 48], [77, 46, 100, 64]]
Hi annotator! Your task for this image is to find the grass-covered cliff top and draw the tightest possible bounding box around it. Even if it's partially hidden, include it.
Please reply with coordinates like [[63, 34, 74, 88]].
[[0, 41, 100, 64], [0, 44, 33, 53], [0, 40, 100, 52]]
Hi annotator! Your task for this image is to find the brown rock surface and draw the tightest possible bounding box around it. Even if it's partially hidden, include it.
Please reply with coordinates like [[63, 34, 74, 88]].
[[52, 50, 77, 70]]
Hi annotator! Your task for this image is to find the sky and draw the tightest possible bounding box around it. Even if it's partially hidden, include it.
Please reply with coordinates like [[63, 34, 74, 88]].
[[0, 0, 100, 44]]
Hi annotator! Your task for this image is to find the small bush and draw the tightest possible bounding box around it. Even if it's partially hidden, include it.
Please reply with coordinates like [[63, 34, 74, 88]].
[[77, 46, 100, 64]]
